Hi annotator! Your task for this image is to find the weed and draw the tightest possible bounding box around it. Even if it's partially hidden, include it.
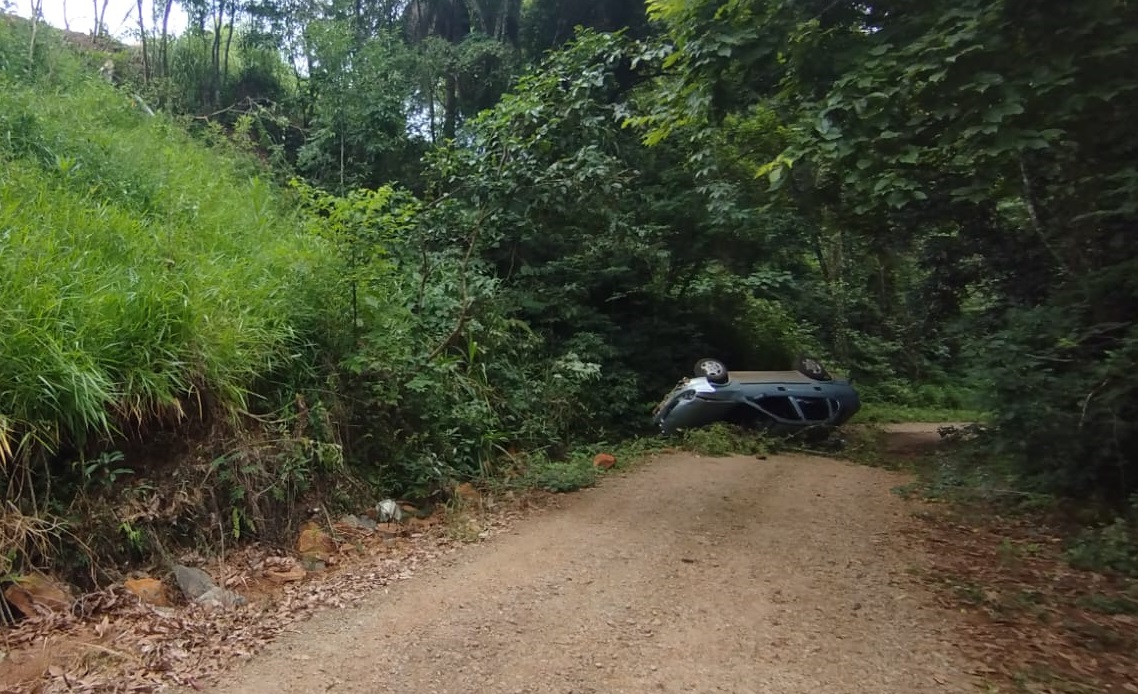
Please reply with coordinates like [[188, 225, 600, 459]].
[[118, 521, 146, 554], [1065, 517, 1138, 577], [1011, 666, 1102, 694], [950, 579, 987, 605], [679, 423, 770, 457], [995, 537, 1044, 568], [833, 425, 892, 468], [523, 454, 598, 493], [1076, 590, 1138, 615], [0, 503, 89, 578], [77, 450, 133, 490]]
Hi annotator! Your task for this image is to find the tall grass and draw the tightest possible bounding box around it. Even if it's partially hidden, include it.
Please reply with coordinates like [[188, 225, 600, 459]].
[[0, 23, 332, 468]]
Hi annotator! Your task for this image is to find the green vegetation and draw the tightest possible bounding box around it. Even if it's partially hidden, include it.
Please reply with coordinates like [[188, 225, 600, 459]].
[[1066, 504, 1138, 578], [1076, 589, 1138, 616], [0, 53, 325, 459], [853, 404, 985, 425], [852, 380, 987, 424], [2, 0, 1137, 579], [680, 423, 771, 458], [637, 0, 1138, 504], [521, 455, 600, 494]]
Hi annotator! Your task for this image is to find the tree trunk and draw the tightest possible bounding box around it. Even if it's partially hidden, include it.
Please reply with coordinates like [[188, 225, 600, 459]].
[[443, 71, 457, 140], [160, 0, 172, 76], [427, 76, 437, 143], [222, 0, 237, 95], [211, 1, 225, 109], [158, 0, 173, 107], [354, 0, 365, 42], [464, 0, 487, 34], [96, 0, 110, 40], [28, 0, 42, 63], [136, 0, 150, 83]]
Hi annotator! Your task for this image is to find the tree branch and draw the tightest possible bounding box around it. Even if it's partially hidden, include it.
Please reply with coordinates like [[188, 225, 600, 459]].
[[426, 208, 490, 361]]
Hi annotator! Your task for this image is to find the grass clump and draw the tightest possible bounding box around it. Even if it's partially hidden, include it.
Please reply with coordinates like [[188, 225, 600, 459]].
[[1075, 587, 1138, 616], [1065, 498, 1138, 578], [504, 437, 670, 494], [680, 423, 770, 457], [522, 452, 598, 493], [0, 31, 338, 577]]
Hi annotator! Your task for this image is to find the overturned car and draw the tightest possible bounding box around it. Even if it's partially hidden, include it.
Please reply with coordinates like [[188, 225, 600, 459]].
[[651, 357, 861, 436]]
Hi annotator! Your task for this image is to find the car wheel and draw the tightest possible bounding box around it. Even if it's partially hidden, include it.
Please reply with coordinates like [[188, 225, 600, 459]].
[[795, 355, 832, 381], [694, 358, 730, 385]]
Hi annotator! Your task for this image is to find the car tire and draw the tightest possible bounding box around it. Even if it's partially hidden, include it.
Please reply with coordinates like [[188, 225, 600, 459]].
[[795, 355, 832, 381], [694, 358, 730, 385]]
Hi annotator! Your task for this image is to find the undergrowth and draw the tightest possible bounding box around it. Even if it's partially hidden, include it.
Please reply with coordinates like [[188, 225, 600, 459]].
[[879, 426, 1138, 579], [509, 437, 671, 493], [522, 454, 600, 493], [680, 423, 771, 457], [1065, 500, 1138, 578], [853, 402, 987, 425]]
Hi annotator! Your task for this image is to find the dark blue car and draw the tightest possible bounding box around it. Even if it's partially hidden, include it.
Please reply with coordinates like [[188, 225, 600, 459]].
[[652, 357, 861, 436]]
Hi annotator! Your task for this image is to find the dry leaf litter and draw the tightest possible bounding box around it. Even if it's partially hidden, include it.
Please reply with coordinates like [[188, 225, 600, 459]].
[[0, 495, 533, 694]]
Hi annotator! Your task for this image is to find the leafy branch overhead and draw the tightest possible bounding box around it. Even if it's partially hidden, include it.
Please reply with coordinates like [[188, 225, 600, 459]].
[[635, 0, 1138, 499]]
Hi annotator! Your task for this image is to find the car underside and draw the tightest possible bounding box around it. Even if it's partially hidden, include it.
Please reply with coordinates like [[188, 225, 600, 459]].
[[652, 358, 861, 437]]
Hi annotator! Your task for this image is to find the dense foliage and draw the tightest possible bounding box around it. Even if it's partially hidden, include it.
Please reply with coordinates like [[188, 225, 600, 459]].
[[0, 18, 326, 469], [639, 0, 1138, 500], [3, 0, 1137, 575]]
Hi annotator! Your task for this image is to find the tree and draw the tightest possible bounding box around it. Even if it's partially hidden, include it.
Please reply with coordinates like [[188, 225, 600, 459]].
[[91, 0, 110, 39], [520, 0, 653, 56], [403, 0, 521, 140], [642, 0, 1138, 499]]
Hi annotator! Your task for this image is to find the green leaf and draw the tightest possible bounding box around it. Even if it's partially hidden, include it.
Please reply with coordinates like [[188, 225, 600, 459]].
[[767, 165, 784, 189]]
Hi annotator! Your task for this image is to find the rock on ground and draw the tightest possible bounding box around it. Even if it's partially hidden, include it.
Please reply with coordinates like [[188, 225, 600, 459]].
[[172, 564, 245, 608], [184, 447, 977, 694]]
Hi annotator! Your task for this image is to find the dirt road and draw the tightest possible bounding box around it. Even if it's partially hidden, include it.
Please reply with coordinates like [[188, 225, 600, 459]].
[[203, 449, 975, 694]]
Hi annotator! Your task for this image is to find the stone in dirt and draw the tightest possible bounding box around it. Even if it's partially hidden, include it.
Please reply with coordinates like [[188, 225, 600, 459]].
[[297, 521, 336, 562], [124, 577, 170, 607], [592, 453, 617, 470], [171, 565, 246, 609], [172, 565, 216, 601], [3, 573, 71, 617], [195, 586, 247, 609], [301, 557, 327, 572], [265, 566, 307, 584], [338, 514, 378, 532]]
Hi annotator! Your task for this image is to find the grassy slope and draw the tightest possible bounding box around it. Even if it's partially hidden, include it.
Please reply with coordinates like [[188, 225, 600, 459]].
[[0, 20, 330, 456]]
